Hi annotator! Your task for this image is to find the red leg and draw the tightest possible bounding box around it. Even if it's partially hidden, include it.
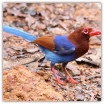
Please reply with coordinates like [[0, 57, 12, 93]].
[[64, 68, 78, 84], [52, 67, 66, 85]]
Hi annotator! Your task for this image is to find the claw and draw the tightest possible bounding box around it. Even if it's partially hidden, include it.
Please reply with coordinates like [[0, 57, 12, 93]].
[[67, 77, 78, 84]]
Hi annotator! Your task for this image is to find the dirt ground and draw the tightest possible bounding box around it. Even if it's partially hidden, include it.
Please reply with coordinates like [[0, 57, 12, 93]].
[[3, 3, 101, 101]]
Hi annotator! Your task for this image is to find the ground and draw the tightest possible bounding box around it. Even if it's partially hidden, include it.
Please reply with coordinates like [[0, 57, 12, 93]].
[[3, 3, 101, 101]]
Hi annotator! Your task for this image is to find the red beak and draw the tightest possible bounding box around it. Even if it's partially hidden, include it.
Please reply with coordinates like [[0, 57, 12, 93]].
[[89, 29, 101, 36]]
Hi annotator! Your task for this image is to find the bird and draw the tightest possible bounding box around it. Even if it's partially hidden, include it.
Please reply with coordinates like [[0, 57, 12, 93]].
[[3, 25, 101, 85]]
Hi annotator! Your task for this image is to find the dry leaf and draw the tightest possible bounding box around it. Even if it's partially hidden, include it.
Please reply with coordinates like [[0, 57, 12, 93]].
[[58, 20, 68, 31], [47, 27, 67, 34], [25, 14, 36, 27], [66, 63, 80, 75], [7, 8, 26, 17], [36, 23, 46, 30], [27, 7, 36, 16]]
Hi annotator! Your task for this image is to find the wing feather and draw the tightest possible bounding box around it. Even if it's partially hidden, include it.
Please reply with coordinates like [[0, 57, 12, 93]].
[[34, 35, 55, 51], [34, 35, 76, 55]]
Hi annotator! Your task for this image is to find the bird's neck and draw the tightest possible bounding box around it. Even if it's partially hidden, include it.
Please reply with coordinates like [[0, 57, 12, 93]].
[[67, 32, 89, 45], [67, 33, 89, 58]]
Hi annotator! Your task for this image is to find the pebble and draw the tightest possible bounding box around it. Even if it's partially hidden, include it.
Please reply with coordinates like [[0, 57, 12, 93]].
[[26, 48, 39, 53], [75, 94, 84, 101]]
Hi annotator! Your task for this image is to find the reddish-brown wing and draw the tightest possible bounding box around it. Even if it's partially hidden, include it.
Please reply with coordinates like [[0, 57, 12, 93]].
[[34, 35, 55, 51]]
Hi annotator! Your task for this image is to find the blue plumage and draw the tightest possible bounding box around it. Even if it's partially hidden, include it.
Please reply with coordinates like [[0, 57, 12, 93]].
[[44, 49, 76, 65], [54, 35, 76, 55], [3, 25, 36, 42]]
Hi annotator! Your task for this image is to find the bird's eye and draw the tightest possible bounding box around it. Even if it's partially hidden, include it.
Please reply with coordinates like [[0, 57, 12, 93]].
[[83, 28, 88, 34]]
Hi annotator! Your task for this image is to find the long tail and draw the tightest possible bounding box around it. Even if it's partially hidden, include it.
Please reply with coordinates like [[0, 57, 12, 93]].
[[3, 25, 37, 42]]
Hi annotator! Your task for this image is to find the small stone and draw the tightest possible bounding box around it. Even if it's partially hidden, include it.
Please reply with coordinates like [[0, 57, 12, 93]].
[[62, 16, 70, 20], [75, 86, 82, 91], [75, 94, 84, 101], [26, 48, 39, 53], [28, 8, 36, 16]]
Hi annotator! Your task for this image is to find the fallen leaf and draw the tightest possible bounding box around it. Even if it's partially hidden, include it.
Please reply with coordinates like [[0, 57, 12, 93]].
[[47, 27, 67, 34], [75, 16, 85, 25], [50, 19, 58, 26], [46, 5, 55, 13], [25, 14, 36, 27], [58, 20, 68, 31], [36, 23, 46, 30], [40, 10, 50, 20], [7, 8, 26, 17], [66, 63, 80, 75]]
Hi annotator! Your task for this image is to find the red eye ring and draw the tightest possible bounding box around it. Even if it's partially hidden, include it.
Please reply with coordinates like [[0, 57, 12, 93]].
[[82, 28, 88, 34]]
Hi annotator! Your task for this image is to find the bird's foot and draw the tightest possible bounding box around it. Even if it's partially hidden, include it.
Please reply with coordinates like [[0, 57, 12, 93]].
[[67, 77, 78, 84], [55, 77, 66, 85], [51, 67, 66, 85]]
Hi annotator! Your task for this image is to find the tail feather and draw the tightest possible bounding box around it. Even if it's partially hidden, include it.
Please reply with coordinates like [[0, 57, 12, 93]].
[[3, 25, 37, 42]]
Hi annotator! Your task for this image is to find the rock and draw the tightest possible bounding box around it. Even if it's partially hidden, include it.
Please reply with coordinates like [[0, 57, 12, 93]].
[[76, 50, 101, 67], [75, 86, 82, 91], [27, 7, 36, 16], [28, 62, 39, 72], [62, 16, 70, 20], [26, 48, 39, 53], [14, 21, 25, 27], [85, 48, 101, 67], [75, 94, 84, 101], [11, 46, 24, 51], [16, 57, 37, 65], [66, 63, 80, 75], [90, 36, 101, 45]]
